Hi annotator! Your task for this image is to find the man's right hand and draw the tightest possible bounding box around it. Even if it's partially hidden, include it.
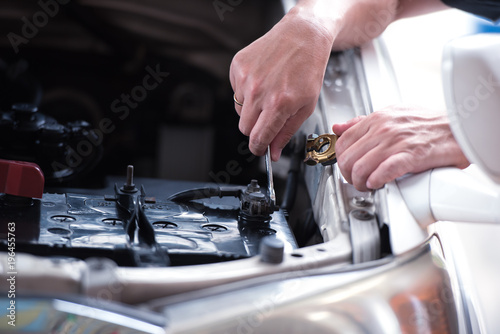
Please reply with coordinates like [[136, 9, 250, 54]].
[[230, 5, 335, 161]]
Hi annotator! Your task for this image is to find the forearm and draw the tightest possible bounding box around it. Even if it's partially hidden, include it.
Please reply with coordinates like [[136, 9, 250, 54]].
[[395, 0, 449, 19], [289, 0, 448, 50], [288, 0, 399, 50]]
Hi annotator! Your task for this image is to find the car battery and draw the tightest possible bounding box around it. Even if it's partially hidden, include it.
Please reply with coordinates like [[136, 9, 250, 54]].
[[0, 161, 297, 267]]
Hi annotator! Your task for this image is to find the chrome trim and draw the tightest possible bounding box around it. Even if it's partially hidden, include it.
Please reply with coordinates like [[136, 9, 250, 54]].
[[156, 236, 462, 333]]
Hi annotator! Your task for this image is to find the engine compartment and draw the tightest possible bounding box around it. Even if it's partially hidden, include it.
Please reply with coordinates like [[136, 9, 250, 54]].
[[0, 4, 399, 331]]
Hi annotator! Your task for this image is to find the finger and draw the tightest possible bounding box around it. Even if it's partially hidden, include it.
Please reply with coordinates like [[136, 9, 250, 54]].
[[348, 143, 393, 191], [237, 95, 262, 136], [270, 104, 315, 161], [333, 116, 371, 155], [331, 116, 366, 136], [248, 106, 290, 156], [336, 129, 380, 185], [234, 104, 243, 116], [233, 93, 244, 116], [366, 152, 416, 190]]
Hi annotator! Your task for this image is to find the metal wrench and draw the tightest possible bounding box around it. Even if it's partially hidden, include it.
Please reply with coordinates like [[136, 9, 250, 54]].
[[265, 146, 276, 210]]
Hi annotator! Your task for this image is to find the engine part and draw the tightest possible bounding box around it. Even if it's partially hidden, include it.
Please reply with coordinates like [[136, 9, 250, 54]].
[[0, 159, 44, 199], [170, 178, 278, 223], [239, 179, 276, 222], [0, 103, 103, 184], [259, 235, 284, 264]]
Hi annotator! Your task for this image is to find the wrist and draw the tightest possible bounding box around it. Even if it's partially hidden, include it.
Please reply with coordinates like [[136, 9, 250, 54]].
[[289, 0, 399, 50], [286, 2, 340, 48], [433, 114, 470, 169]]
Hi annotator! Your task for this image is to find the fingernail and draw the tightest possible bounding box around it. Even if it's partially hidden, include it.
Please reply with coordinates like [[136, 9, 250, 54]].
[[366, 180, 373, 189]]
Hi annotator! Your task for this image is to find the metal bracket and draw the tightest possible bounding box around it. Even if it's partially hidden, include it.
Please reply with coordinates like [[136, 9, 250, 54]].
[[304, 134, 339, 166]]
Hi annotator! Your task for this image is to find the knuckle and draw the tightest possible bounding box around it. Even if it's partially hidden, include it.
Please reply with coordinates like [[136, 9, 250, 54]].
[[378, 124, 393, 135], [374, 123, 396, 137], [351, 162, 369, 180], [230, 56, 246, 78], [336, 153, 353, 178], [352, 175, 368, 192], [351, 161, 372, 191], [335, 137, 346, 155], [384, 154, 413, 180], [399, 142, 428, 172], [253, 129, 271, 147], [231, 51, 245, 68], [275, 92, 293, 109], [336, 151, 348, 168], [246, 81, 262, 99], [367, 178, 381, 190], [369, 111, 387, 122], [412, 141, 429, 158], [381, 162, 400, 180], [250, 136, 268, 155], [268, 91, 293, 111]]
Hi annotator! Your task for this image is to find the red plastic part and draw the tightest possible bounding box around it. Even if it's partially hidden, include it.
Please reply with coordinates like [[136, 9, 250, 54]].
[[0, 159, 45, 199]]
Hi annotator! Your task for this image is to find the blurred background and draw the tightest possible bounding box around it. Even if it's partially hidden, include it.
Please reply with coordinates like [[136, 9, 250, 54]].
[[384, 7, 497, 110], [0, 1, 283, 188]]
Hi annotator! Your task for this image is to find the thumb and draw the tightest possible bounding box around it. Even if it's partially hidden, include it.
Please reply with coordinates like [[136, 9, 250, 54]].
[[332, 116, 366, 136]]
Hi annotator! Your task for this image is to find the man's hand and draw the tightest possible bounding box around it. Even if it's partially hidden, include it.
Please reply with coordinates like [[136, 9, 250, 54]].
[[332, 106, 470, 191], [230, 6, 335, 161], [229, 0, 438, 161]]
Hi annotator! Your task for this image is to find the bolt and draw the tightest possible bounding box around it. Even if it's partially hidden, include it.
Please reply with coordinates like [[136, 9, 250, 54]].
[[121, 165, 137, 192], [353, 196, 367, 207], [306, 133, 319, 142], [351, 209, 374, 221], [126, 165, 134, 187], [246, 179, 261, 193]]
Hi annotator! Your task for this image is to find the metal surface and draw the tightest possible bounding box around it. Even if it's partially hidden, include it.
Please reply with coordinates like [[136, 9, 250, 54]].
[[301, 48, 384, 263], [349, 209, 381, 263], [156, 236, 465, 334], [0, 235, 351, 305]]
